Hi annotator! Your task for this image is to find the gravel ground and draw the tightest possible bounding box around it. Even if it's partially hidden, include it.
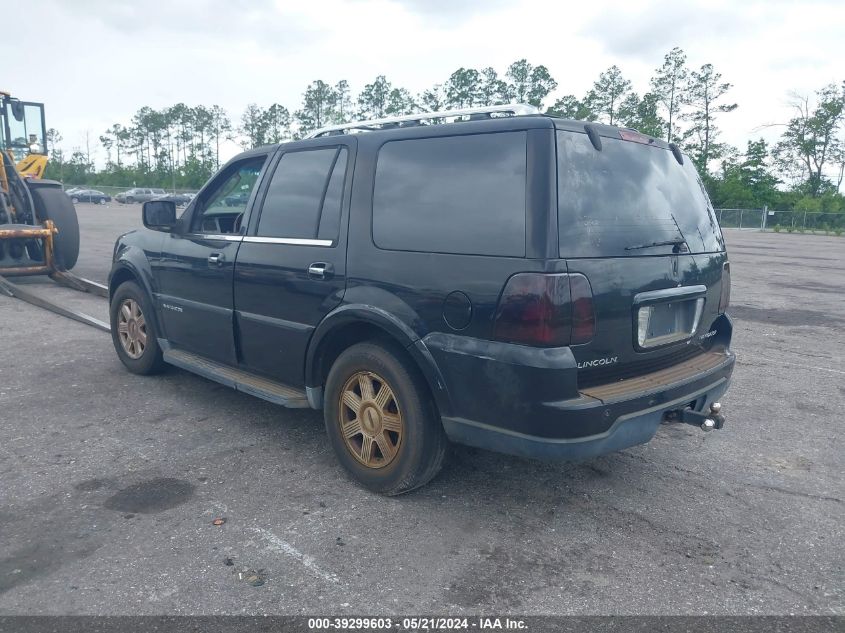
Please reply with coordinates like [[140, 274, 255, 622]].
[[0, 203, 842, 615]]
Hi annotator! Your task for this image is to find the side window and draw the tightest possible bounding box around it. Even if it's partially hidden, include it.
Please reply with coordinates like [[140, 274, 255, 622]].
[[372, 132, 527, 256], [257, 147, 347, 241], [191, 156, 266, 234], [318, 149, 348, 241]]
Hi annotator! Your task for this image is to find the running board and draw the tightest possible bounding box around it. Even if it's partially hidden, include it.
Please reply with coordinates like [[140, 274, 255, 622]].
[[0, 274, 110, 332], [163, 348, 309, 408]]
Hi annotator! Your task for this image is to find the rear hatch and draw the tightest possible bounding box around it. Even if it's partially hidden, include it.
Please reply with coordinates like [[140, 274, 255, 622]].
[[555, 124, 729, 388]]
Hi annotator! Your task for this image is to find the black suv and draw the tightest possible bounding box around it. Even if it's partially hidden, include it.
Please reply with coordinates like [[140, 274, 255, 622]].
[[108, 105, 735, 495]]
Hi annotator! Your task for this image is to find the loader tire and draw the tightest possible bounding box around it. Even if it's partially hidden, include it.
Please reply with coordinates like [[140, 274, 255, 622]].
[[30, 184, 80, 270]]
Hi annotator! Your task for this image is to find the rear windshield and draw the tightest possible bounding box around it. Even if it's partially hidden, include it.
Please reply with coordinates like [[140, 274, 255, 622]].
[[557, 131, 724, 258]]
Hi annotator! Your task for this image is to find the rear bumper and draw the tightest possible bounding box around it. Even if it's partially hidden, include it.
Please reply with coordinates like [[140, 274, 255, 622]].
[[424, 323, 735, 460], [442, 375, 730, 460]]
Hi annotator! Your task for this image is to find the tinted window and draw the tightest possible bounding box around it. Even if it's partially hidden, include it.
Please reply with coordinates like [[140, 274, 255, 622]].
[[257, 147, 347, 240], [318, 149, 347, 241], [557, 131, 724, 257], [373, 132, 527, 256]]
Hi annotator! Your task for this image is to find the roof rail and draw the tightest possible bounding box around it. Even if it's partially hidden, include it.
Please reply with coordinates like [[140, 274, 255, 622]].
[[305, 103, 541, 139]]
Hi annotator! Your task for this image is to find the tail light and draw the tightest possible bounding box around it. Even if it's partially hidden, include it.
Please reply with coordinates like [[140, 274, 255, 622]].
[[719, 262, 731, 313], [493, 273, 595, 347], [618, 129, 653, 145]]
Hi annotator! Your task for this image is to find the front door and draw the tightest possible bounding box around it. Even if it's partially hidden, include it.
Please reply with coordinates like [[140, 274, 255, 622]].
[[233, 140, 354, 385], [152, 154, 269, 365]]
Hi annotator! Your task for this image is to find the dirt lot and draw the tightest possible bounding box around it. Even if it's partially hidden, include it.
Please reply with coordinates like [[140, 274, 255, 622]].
[[0, 203, 842, 615]]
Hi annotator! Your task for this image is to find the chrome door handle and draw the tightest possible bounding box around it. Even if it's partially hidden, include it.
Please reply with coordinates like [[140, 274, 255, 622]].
[[307, 262, 331, 279], [208, 253, 224, 266]]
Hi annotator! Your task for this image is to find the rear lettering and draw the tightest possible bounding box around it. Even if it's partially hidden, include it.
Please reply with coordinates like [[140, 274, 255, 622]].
[[577, 356, 618, 369]]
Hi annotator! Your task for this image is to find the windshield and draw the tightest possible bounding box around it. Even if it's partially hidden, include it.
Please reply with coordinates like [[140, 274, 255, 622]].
[[556, 131, 724, 258]]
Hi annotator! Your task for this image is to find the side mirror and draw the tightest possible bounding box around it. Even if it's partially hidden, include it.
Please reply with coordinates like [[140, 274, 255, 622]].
[[142, 200, 177, 231]]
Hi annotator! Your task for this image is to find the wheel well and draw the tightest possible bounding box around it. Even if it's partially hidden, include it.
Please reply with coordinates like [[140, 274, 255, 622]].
[[312, 321, 446, 414], [312, 322, 401, 387], [109, 267, 138, 300]]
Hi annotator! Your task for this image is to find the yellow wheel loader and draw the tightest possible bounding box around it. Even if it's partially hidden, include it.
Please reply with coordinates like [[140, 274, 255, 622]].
[[1, 90, 79, 275]]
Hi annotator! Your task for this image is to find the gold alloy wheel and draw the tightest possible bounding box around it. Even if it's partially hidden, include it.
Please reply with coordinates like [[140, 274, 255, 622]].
[[117, 298, 147, 360], [339, 371, 404, 469]]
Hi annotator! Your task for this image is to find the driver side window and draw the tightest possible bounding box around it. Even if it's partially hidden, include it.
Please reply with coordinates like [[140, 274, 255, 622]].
[[190, 156, 267, 234]]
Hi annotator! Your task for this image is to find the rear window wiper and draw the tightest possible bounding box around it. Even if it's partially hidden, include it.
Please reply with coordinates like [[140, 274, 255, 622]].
[[625, 238, 689, 252]]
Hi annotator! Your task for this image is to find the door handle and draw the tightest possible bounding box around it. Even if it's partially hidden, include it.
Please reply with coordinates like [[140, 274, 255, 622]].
[[307, 262, 332, 279], [208, 253, 225, 266]]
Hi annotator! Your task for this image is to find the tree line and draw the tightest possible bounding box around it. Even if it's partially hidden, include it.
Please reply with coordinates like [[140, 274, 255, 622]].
[[46, 51, 845, 213]]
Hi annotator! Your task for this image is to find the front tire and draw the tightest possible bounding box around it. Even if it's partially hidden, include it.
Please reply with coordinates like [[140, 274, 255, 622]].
[[324, 342, 448, 495], [99, 197, 107, 205], [110, 281, 165, 375]]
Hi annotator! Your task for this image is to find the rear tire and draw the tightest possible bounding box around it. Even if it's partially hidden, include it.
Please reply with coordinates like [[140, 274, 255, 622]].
[[29, 184, 80, 270], [324, 341, 448, 495], [110, 281, 166, 375], [71, 197, 79, 204]]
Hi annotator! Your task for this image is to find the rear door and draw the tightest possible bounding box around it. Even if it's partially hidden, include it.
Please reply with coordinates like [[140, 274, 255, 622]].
[[233, 139, 355, 386], [555, 128, 728, 387]]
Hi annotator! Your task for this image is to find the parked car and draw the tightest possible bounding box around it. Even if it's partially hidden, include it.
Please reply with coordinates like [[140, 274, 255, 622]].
[[223, 190, 250, 207], [153, 192, 194, 207], [115, 188, 167, 204], [68, 189, 111, 204], [108, 105, 735, 495]]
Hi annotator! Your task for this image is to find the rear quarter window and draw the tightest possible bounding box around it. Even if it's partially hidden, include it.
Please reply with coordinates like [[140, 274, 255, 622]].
[[373, 132, 527, 257]]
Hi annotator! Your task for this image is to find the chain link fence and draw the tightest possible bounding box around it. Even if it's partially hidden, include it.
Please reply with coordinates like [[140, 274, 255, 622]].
[[716, 209, 845, 235]]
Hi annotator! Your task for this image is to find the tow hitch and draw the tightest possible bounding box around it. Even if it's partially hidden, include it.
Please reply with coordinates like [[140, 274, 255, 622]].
[[665, 402, 725, 432]]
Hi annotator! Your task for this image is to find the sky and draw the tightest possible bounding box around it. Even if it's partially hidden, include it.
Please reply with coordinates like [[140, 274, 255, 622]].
[[3, 0, 844, 167]]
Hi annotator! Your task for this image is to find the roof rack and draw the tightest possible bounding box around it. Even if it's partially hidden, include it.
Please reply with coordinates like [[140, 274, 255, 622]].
[[305, 103, 541, 139]]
